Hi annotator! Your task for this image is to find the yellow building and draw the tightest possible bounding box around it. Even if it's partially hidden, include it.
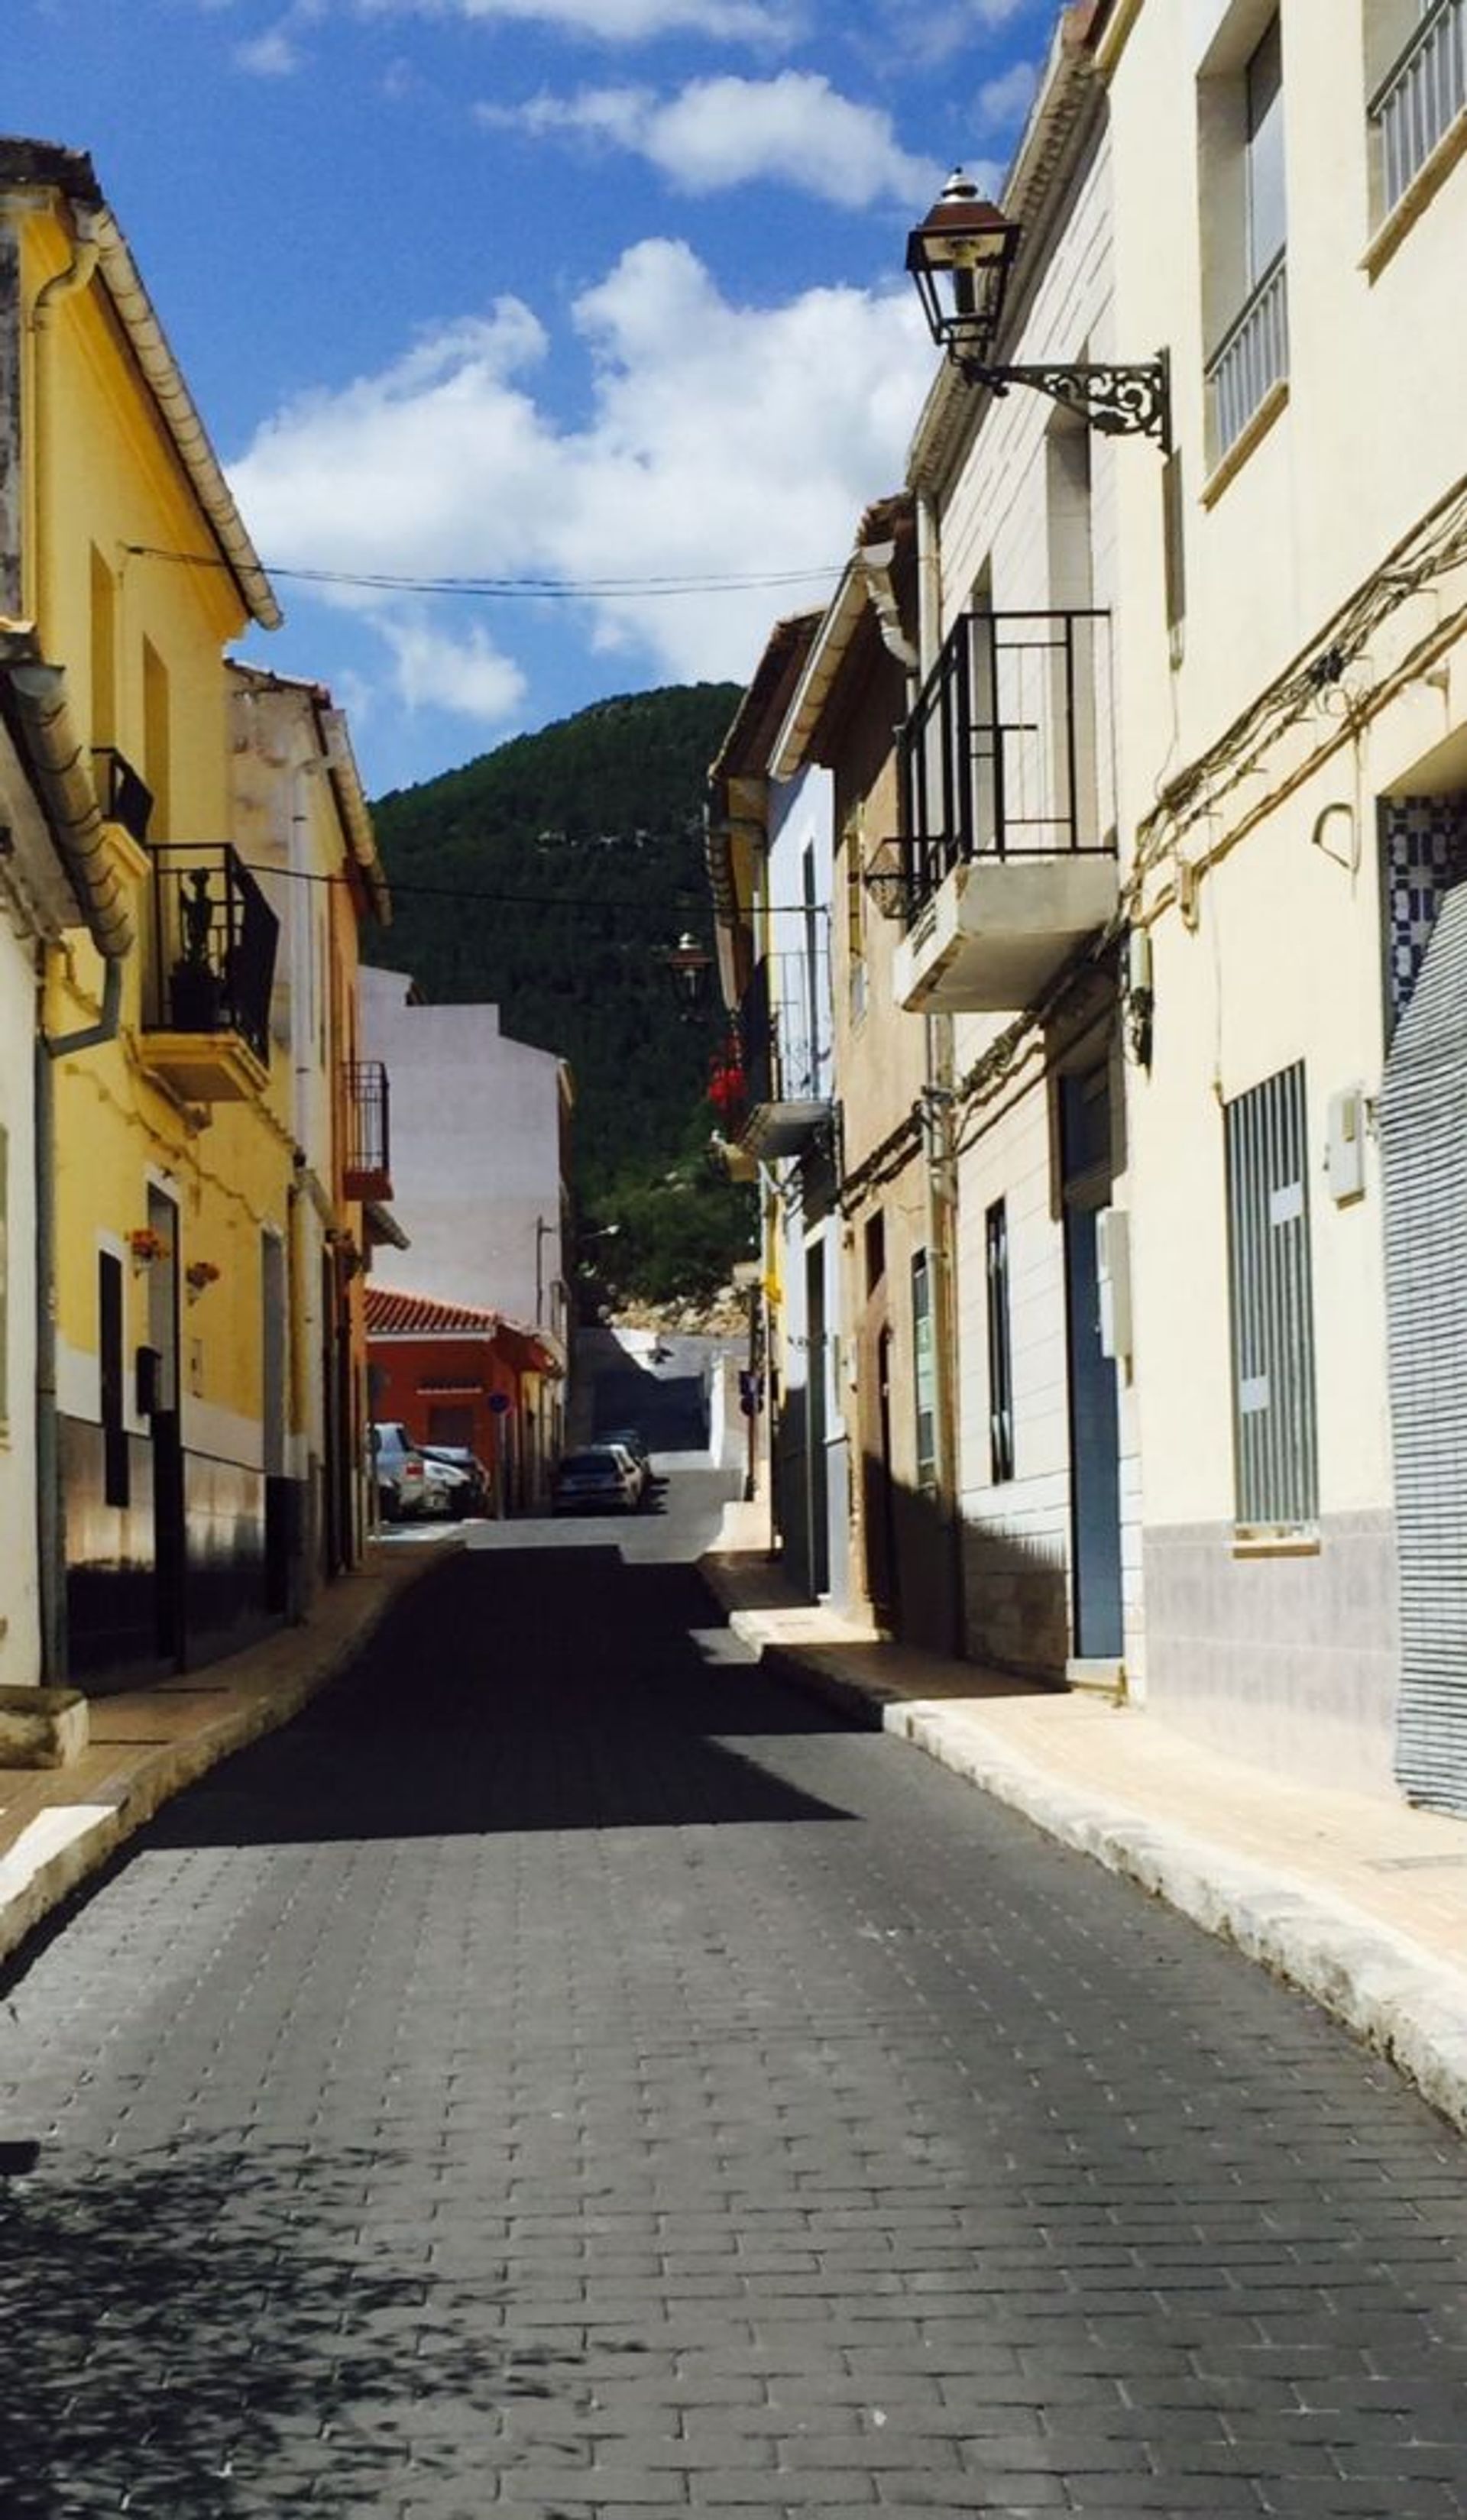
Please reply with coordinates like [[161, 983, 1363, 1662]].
[[0, 136, 366, 1683]]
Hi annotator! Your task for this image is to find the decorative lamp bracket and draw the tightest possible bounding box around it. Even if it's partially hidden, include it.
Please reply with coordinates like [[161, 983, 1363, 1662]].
[[955, 350, 1171, 451]]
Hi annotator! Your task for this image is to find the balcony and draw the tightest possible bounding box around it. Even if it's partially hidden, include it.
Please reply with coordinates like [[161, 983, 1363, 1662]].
[[737, 947, 833, 1160], [887, 610, 1117, 1017], [141, 844, 280, 1101], [1206, 249, 1288, 467], [343, 1059, 393, 1201], [1371, 0, 1465, 215]]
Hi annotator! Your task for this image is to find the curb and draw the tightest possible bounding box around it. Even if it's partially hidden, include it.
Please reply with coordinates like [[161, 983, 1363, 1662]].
[[714, 1593, 1467, 2142], [0, 1532, 461, 1976]]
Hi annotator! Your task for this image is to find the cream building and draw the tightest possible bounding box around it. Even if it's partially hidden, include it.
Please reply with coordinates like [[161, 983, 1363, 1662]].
[[1096, 0, 1467, 1801], [876, 0, 1467, 1806]]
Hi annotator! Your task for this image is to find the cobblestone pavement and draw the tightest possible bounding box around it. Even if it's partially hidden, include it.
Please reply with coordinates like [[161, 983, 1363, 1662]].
[[3, 1469, 1467, 2519]]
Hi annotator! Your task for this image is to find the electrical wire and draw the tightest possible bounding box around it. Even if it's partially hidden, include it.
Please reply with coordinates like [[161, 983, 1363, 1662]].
[[235, 859, 822, 919], [123, 543, 841, 601]]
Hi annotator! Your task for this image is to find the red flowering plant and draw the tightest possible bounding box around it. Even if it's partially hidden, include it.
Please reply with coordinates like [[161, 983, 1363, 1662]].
[[707, 1032, 746, 1121]]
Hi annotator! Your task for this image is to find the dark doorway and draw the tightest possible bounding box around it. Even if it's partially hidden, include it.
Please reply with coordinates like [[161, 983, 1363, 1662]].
[[1061, 1067, 1122, 1660]]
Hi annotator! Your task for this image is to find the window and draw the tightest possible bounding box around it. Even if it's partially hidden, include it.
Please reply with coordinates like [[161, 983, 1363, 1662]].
[[1200, 10, 1290, 466], [985, 1200, 1015, 1485], [142, 638, 170, 838], [1224, 1063, 1318, 1530], [844, 810, 867, 1025], [1245, 18, 1286, 279], [912, 1249, 937, 1487], [99, 1250, 129, 1509], [1368, 0, 1466, 219], [89, 547, 117, 749], [864, 1208, 886, 1296]]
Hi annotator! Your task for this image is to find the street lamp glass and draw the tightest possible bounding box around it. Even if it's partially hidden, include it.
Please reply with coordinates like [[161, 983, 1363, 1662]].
[[905, 172, 1019, 367]]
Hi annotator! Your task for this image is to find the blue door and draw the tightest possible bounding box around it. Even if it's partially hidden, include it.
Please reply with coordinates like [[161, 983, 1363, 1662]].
[[1061, 1069, 1123, 1660]]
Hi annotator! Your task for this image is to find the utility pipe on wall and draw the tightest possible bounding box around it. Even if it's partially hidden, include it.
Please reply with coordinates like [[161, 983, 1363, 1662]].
[[914, 488, 966, 1657], [35, 949, 125, 1684]]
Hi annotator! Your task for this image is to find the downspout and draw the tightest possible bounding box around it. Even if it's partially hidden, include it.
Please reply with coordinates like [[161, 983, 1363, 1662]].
[[914, 490, 966, 1655], [36, 951, 124, 1683], [7, 652, 136, 1687]]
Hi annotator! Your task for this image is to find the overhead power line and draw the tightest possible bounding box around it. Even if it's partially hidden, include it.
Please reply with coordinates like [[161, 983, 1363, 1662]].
[[238, 861, 816, 917], [124, 543, 840, 600]]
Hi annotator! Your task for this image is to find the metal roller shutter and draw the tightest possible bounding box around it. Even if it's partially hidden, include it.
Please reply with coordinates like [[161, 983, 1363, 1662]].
[[1379, 882, 1467, 1810]]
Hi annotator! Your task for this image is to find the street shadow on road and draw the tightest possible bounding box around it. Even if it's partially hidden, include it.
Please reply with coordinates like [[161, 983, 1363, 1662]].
[[0, 2132, 581, 2518], [143, 1548, 861, 1848]]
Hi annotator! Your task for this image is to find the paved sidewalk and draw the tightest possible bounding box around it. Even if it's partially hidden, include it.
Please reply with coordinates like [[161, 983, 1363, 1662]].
[[701, 1502, 1467, 2142], [0, 1528, 461, 1975]]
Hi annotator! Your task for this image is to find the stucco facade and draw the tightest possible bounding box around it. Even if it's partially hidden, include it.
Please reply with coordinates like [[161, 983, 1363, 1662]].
[[358, 966, 571, 1354], [1098, 0, 1467, 1796], [1, 139, 378, 1686]]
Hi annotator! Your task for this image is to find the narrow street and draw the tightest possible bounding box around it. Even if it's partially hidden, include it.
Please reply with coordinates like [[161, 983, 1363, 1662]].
[[3, 1465, 1467, 2519]]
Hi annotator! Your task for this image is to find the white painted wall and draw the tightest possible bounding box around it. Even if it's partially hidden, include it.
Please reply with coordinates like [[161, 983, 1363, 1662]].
[[915, 119, 1144, 1678], [360, 967, 566, 1326], [1096, 0, 1467, 1790]]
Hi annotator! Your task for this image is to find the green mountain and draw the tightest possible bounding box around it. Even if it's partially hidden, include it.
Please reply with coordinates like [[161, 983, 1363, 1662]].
[[367, 683, 757, 1306]]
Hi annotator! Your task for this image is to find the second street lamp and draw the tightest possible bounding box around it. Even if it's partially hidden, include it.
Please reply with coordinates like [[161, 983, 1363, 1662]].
[[907, 169, 1171, 451]]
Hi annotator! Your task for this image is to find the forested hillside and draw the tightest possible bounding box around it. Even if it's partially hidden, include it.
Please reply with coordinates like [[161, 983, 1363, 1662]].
[[367, 684, 756, 1306]]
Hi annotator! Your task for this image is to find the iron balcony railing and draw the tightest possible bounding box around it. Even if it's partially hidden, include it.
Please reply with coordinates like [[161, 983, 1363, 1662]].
[[144, 843, 279, 1066], [1206, 247, 1288, 464], [343, 1059, 392, 1199], [737, 944, 832, 1118], [1371, 0, 1465, 213], [892, 608, 1116, 927]]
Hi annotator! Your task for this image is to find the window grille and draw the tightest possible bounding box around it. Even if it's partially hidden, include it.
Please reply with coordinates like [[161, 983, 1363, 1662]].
[[912, 1250, 937, 1488], [1224, 1062, 1318, 1529], [986, 1200, 1015, 1484]]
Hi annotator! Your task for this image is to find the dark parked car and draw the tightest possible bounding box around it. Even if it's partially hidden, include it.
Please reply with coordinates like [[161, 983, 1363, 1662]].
[[552, 1445, 640, 1515]]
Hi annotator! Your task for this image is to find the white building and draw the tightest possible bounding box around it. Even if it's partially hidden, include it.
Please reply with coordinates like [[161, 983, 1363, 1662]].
[[708, 621, 850, 1607], [863, 0, 1467, 1808], [894, 13, 1142, 1690], [1099, 0, 1467, 1800], [359, 967, 571, 1350]]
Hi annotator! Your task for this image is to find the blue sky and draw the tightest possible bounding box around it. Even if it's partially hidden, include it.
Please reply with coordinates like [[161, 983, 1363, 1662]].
[[11, 0, 1046, 796]]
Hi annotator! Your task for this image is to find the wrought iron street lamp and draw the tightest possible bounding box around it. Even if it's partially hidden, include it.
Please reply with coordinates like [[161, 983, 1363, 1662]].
[[907, 170, 1171, 450], [664, 931, 714, 1017]]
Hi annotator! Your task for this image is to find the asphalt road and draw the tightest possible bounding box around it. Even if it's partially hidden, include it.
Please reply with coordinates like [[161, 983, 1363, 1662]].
[[2, 1465, 1466, 2518]]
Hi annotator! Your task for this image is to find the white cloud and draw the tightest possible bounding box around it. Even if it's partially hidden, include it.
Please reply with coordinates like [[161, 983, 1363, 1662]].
[[235, 24, 304, 71], [871, 0, 1040, 73], [976, 57, 1037, 133], [383, 616, 529, 720], [230, 0, 328, 73], [484, 73, 944, 209], [355, 0, 799, 43], [228, 238, 933, 723]]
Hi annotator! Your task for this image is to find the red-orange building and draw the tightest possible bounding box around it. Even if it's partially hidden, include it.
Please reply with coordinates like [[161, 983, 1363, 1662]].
[[365, 1286, 563, 1515]]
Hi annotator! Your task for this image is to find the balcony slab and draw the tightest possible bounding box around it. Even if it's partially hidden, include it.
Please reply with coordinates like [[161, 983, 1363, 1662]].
[[141, 1028, 269, 1103], [894, 852, 1118, 1015]]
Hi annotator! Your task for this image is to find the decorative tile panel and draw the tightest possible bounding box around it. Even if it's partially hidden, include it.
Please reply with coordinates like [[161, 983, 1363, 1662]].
[[1384, 794, 1467, 1028]]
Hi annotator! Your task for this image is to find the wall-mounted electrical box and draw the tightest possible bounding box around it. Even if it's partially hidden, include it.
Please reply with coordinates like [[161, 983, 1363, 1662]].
[[1096, 1206, 1133, 1362], [1326, 1085, 1368, 1205]]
